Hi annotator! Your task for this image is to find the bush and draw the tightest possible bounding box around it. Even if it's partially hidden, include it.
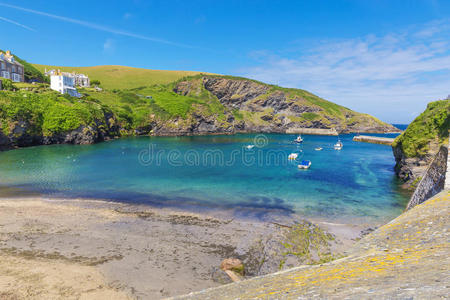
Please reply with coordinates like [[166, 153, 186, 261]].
[[91, 79, 101, 86], [1, 79, 16, 91]]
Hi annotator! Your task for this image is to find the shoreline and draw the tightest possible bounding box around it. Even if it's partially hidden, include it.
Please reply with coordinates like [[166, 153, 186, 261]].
[[0, 129, 402, 152], [0, 195, 374, 299]]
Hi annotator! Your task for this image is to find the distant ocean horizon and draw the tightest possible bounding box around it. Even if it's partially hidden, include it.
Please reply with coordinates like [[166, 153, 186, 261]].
[[392, 124, 409, 131]]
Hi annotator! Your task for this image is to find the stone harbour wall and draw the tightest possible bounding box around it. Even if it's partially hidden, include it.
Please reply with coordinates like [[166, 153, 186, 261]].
[[406, 141, 449, 210]]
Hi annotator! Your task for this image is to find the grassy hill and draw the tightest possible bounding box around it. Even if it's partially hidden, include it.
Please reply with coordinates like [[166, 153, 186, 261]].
[[32, 64, 213, 89], [393, 99, 450, 157]]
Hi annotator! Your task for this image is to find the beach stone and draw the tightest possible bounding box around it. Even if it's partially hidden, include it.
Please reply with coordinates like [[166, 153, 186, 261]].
[[220, 258, 244, 275]]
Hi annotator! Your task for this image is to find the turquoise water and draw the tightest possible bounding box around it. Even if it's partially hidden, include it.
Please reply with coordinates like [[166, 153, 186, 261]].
[[0, 134, 409, 224]]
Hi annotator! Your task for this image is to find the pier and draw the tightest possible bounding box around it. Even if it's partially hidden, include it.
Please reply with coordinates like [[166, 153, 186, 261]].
[[352, 135, 395, 145]]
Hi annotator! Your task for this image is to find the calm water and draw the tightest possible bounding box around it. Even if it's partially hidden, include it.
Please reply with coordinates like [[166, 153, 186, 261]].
[[0, 133, 409, 224]]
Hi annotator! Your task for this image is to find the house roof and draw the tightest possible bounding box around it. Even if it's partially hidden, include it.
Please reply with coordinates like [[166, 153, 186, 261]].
[[0, 50, 24, 67]]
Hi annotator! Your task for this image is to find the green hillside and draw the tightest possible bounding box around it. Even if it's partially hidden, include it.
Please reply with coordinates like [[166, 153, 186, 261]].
[[32, 64, 212, 89], [393, 99, 450, 157]]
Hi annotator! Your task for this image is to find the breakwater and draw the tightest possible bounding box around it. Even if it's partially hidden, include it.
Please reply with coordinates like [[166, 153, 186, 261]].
[[353, 135, 395, 145], [285, 128, 338, 135]]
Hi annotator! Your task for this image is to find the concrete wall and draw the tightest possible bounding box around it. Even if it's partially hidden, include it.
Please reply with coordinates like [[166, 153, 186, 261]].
[[446, 139, 450, 190], [406, 141, 449, 210]]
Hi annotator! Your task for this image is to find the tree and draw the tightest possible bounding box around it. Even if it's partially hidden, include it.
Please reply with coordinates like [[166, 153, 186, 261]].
[[91, 79, 101, 86]]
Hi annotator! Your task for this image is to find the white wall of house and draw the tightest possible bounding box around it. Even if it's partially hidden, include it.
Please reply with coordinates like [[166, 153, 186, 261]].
[[50, 75, 80, 97]]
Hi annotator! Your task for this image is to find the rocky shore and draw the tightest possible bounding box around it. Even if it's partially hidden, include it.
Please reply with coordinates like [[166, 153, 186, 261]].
[[0, 196, 368, 299], [0, 76, 399, 151], [176, 191, 450, 299]]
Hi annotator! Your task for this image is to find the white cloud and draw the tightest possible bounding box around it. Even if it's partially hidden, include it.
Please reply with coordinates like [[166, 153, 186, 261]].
[[0, 16, 35, 31], [0, 2, 192, 48], [239, 21, 450, 123], [103, 38, 115, 53]]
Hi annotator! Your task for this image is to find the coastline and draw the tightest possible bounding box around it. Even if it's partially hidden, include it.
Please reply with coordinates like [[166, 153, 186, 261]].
[[0, 195, 373, 299], [0, 128, 401, 152]]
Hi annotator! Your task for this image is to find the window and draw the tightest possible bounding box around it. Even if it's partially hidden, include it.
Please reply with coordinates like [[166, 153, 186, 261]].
[[0, 62, 4, 69], [11, 66, 16, 73], [1, 71, 10, 79], [12, 73, 21, 82]]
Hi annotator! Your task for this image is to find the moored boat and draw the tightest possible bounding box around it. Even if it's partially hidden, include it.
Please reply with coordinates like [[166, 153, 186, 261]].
[[298, 160, 311, 169], [334, 140, 343, 150], [288, 153, 298, 160], [294, 135, 303, 143]]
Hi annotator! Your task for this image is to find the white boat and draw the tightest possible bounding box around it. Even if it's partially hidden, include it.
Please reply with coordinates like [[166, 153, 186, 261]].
[[298, 160, 311, 169], [315, 147, 323, 151], [246, 145, 255, 149], [294, 135, 303, 143], [334, 140, 343, 150], [288, 153, 298, 160]]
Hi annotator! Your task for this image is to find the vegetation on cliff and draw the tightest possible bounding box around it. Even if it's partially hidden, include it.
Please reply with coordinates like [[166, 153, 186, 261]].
[[0, 89, 114, 141], [1, 62, 397, 148], [393, 99, 450, 158]]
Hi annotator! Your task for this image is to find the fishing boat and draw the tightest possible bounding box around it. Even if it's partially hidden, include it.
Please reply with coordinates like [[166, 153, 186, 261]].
[[315, 147, 323, 151], [298, 160, 311, 169], [334, 139, 343, 150], [288, 153, 298, 160], [294, 135, 303, 143]]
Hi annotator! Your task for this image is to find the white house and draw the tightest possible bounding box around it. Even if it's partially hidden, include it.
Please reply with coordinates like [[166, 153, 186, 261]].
[[45, 69, 90, 87], [50, 71, 80, 97]]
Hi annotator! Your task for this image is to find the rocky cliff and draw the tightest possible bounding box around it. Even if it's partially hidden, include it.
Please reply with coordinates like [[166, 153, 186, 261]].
[[159, 76, 398, 135], [392, 99, 450, 187], [0, 75, 398, 150]]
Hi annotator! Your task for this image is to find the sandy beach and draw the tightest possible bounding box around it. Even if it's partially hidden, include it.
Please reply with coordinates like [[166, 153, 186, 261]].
[[0, 196, 371, 299]]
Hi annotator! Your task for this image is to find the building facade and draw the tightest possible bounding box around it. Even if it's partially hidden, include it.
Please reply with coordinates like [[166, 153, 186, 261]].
[[0, 50, 25, 82], [45, 69, 90, 87], [50, 71, 81, 97]]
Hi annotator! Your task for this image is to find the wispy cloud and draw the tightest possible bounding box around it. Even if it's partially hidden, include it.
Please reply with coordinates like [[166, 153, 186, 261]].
[[103, 38, 115, 53], [240, 20, 450, 123], [0, 16, 35, 31], [0, 2, 192, 48]]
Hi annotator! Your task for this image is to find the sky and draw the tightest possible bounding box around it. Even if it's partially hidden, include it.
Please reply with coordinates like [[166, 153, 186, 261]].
[[1, 0, 449, 123]]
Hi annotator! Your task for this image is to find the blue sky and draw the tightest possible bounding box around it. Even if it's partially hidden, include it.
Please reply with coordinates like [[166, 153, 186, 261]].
[[1, 0, 449, 123]]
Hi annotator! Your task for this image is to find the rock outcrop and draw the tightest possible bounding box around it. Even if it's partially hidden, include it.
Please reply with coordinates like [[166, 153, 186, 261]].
[[0, 112, 119, 151], [392, 99, 449, 187], [168, 77, 398, 136]]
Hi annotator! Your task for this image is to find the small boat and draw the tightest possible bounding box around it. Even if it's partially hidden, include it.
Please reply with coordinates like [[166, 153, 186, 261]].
[[298, 160, 311, 169], [246, 145, 255, 150], [288, 153, 298, 160], [294, 135, 303, 143], [315, 147, 323, 151], [334, 139, 343, 150]]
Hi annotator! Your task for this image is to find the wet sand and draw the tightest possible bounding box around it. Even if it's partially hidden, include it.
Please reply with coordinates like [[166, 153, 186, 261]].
[[0, 196, 372, 299]]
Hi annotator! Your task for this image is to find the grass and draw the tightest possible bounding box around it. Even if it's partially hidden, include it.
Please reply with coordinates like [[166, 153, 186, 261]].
[[32, 64, 214, 90], [393, 99, 450, 157], [0, 90, 109, 136]]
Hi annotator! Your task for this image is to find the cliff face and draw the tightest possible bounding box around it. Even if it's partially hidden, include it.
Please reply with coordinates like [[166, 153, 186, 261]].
[[163, 76, 398, 135], [0, 76, 398, 150], [392, 99, 450, 187]]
